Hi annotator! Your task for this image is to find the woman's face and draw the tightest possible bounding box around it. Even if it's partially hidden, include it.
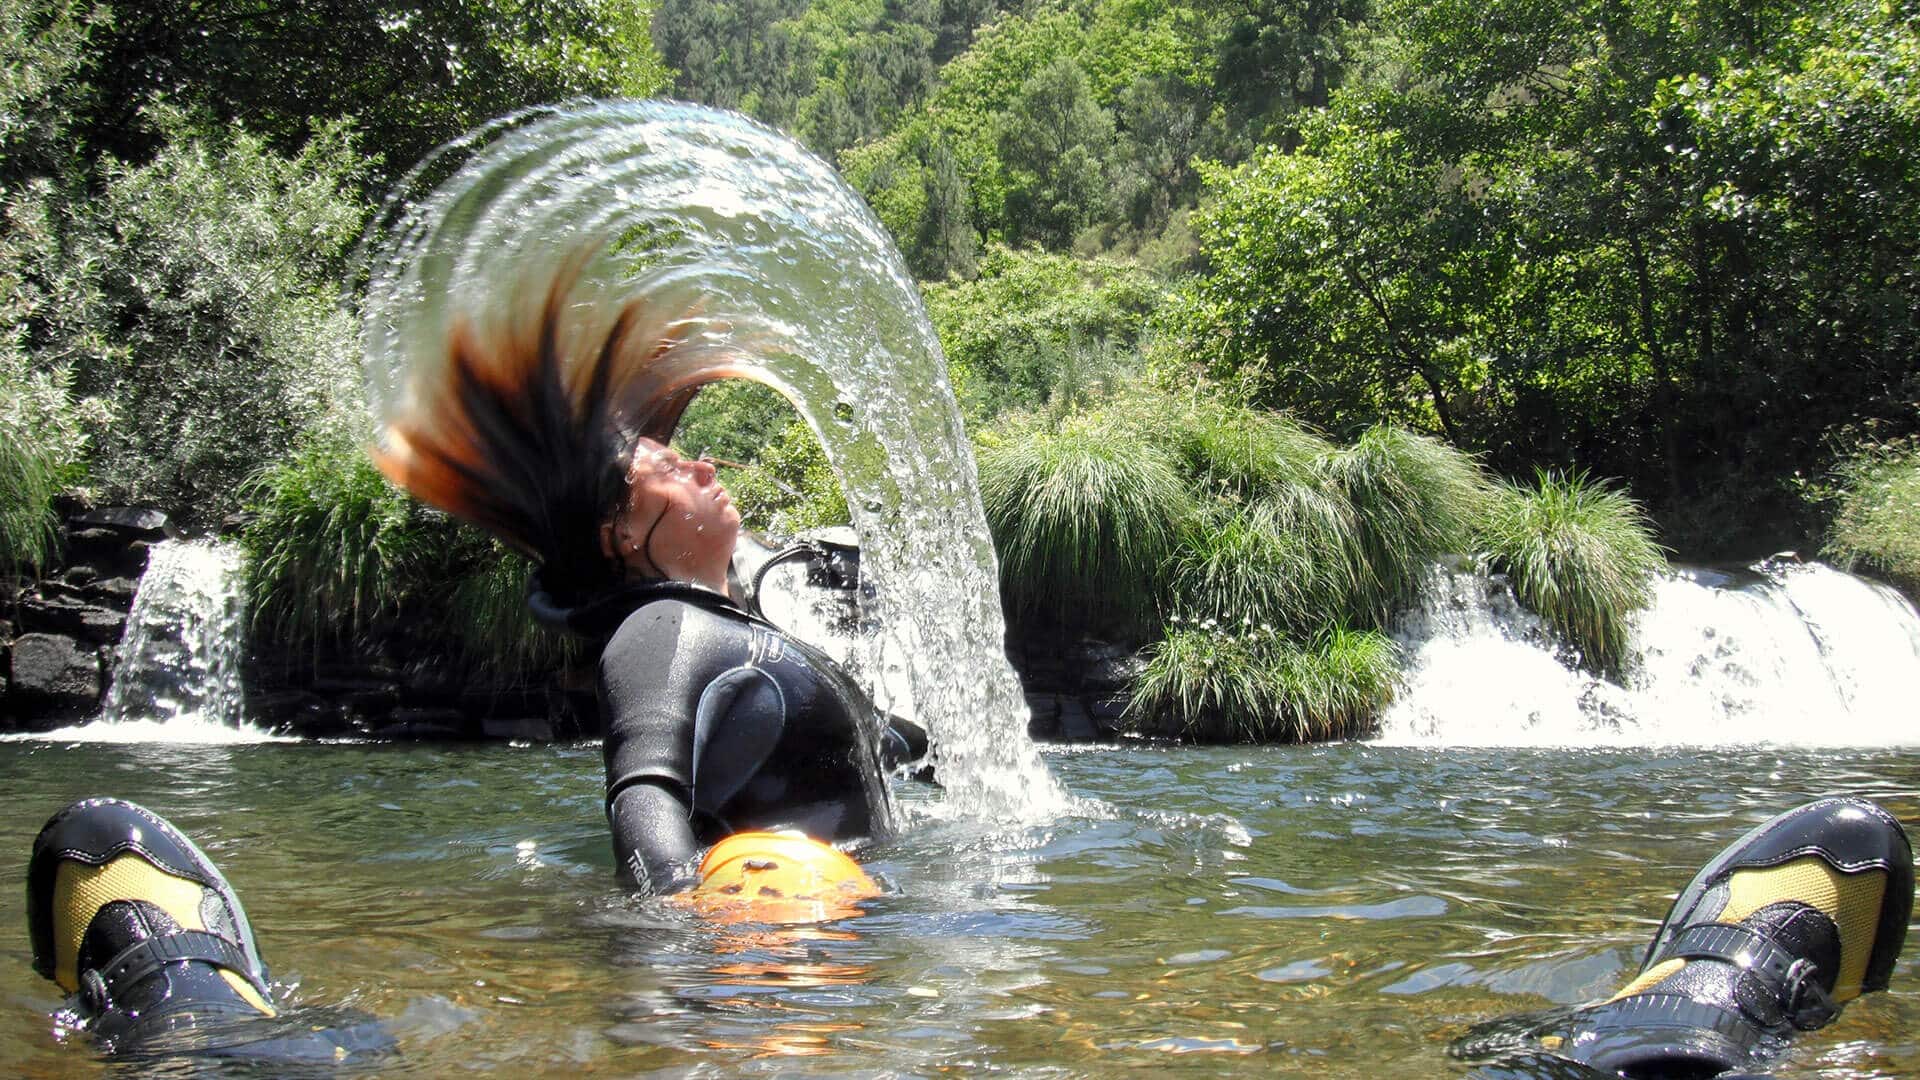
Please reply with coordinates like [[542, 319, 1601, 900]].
[[600, 437, 741, 590]]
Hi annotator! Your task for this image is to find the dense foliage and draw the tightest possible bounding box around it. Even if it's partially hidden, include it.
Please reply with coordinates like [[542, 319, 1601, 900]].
[[975, 386, 1663, 740], [1821, 441, 1920, 595], [1179, 0, 1920, 551], [67, 0, 669, 192]]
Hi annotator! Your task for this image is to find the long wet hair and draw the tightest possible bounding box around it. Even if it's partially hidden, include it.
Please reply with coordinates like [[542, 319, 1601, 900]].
[[370, 258, 756, 603]]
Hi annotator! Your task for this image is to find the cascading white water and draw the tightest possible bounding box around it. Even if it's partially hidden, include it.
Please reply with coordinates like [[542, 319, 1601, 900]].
[[360, 100, 1066, 818], [52, 539, 284, 744], [1376, 559, 1920, 747]]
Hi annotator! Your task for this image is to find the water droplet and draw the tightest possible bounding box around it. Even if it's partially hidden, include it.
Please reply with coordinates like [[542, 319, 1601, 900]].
[[833, 400, 854, 424]]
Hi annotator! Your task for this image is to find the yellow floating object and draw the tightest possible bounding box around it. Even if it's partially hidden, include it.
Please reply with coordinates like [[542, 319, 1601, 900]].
[[685, 831, 878, 925]]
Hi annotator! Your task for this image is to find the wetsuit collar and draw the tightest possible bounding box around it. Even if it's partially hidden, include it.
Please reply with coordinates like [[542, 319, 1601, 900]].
[[527, 572, 767, 640]]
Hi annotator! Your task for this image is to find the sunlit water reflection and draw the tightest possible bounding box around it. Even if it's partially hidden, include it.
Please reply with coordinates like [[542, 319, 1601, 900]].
[[0, 742, 1913, 1076]]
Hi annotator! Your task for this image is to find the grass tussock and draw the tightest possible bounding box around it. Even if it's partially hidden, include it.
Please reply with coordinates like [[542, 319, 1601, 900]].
[[1126, 624, 1397, 742], [1822, 443, 1920, 595], [1476, 469, 1666, 674], [1317, 425, 1495, 623], [1171, 500, 1348, 636], [978, 412, 1192, 635], [241, 437, 439, 657], [442, 539, 578, 678]]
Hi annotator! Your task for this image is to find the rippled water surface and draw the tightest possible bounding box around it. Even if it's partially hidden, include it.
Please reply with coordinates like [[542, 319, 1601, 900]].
[[1, 742, 1915, 1076]]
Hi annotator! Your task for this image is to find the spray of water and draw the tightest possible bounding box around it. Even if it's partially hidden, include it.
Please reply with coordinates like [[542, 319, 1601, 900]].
[[1377, 559, 1920, 746], [359, 100, 1065, 817]]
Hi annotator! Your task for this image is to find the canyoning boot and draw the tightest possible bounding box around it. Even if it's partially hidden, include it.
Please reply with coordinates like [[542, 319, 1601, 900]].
[[28, 797, 278, 1052], [1459, 796, 1914, 1079], [27, 798, 395, 1064]]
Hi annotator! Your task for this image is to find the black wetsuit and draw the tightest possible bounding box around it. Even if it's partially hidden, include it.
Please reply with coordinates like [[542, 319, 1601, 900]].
[[532, 578, 908, 893]]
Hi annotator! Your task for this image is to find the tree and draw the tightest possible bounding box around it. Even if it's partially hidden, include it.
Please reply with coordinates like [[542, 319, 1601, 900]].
[[1184, 0, 1920, 551], [78, 0, 670, 189], [913, 136, 979, 279], [998, 57, 1116, 249]]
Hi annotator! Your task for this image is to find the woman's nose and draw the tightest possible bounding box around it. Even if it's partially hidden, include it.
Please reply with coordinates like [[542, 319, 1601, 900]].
[[690, 456, 718, 484]]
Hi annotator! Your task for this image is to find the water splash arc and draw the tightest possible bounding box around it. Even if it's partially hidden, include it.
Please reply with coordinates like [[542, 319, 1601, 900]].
[[1379, 559, 1920, 747], [360, 100, 1064, 817]]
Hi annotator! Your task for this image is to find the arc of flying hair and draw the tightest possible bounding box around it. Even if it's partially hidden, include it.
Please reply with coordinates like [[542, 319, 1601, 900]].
[[369, 245, 777, 567]]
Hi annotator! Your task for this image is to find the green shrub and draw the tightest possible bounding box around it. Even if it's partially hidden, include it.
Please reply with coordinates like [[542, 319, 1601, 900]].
[[1475, 470, 1666, 674], [924, 245, 1162, 426], [27, 110, 367, 523], [0, 355, 88, 571], [241, 437, 441, 659], [1127, 624, 1397, 742], [1317, 425, 1494, 623], [978, 412, 1192, 636], [1170, 499, 1348, 637], [1822, 442, 1920, 595]]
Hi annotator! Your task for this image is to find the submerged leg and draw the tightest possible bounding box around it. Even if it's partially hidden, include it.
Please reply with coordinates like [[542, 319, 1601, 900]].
[[26, 796, 390, 1062], [1455, 796, 1913, 1079]]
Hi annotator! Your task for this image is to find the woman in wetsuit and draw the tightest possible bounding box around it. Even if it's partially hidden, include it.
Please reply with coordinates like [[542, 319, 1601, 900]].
[[529, 437, 896, 892], [370, 267, 902, 894]]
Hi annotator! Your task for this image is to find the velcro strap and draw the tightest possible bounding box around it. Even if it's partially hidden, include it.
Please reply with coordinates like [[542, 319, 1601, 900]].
[[83, 930, 254, 1010], [1667, 922, 1837, 1030], [1567, 989, 1762, 1049]]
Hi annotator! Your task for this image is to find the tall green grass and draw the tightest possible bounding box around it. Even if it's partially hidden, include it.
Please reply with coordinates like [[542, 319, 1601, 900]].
[[1127, 624, 1397, 742], [1822, 442, 1920, 595], [0, 359, 86, 573], [1475, 469, 1666, 674], [1157, 396, 1328, 500], [241, 437, 439, 658], [978, 413, 1193, 636], [1317, 425, 1495, 623], [1171, 499, 1349, 636], [442, 538, 578, 678], [978, 385, 1667, 740]]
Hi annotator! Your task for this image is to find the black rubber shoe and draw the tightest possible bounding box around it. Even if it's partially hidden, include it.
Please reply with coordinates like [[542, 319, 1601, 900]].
[[1505, 797, 1913, 1077], [26, 798, 277, 1048]]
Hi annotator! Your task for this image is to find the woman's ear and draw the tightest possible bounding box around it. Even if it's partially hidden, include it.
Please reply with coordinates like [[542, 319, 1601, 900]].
[[600, 521, 619, 563]]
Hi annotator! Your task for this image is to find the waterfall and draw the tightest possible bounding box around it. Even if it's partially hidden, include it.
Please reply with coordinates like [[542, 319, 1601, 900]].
[[52, 540, 283, 744], [1376, 559, 1920, 747]]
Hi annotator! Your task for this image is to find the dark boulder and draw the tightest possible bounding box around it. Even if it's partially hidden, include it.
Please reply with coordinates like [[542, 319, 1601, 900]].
[[72, 506, 170, 538], [10, 633, 101, 714], [15, 593, 127, 646]]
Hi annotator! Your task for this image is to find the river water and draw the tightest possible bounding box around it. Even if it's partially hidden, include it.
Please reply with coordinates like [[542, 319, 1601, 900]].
[[1, 740, 1914, 1076]]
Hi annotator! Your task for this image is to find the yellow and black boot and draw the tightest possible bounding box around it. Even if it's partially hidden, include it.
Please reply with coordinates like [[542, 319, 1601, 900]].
[[27, 797, 277, 1051], [1462, 796, 1913, 1079]]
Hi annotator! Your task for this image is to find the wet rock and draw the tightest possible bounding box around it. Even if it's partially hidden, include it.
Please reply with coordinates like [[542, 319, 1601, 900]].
[[87, 576, 140, 605], [73, 506, 169, 538], [1087, 693, 1130, 736], [460, 688, 550, 717], [338, 687, 401, 716], [372, 707, 478, 740], [482, 717, 554, 741], [1056, 696, 1097, 742], [122, 540, 157, 575], [1024, 692, 1061, 740], [63, 565, 98, 587], [311, 674, 400, 697], [1071, 640, 1145, 692], [250, 689, 332, 724], [10, 632, 101, 704], [16, 593, 127, 645]]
